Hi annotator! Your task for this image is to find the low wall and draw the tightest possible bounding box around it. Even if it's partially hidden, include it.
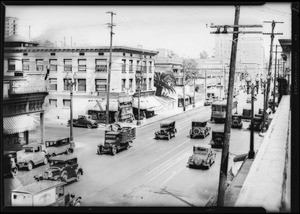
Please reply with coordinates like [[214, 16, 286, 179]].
[[235, 95, 290, 212]]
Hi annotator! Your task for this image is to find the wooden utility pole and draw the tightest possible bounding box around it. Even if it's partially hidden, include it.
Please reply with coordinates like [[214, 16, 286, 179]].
[[216, 5, 240, 207], [261, 20, 283, 132], [273, 45, 278, 113], [105, 11, 116, 125]]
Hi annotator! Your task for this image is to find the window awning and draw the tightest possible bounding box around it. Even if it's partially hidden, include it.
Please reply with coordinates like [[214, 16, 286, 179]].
[[85, 100, 119, 112], [3, 115, 39, 135]]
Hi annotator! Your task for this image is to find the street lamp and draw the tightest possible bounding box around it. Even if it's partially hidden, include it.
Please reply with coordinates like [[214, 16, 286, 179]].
[[245, 76, 259, 159], [261, 74, 271, 133], [65, 72, 77, 142]]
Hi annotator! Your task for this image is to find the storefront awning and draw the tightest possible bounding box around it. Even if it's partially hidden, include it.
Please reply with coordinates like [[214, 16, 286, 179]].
[[132, 96, 162, 110], [85, 100, 118, 112], [3, 115, 39, 135]]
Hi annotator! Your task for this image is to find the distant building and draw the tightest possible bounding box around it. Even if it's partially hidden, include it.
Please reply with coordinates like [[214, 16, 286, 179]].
[[3, 35, 159, 124], [5, 17, 19, 37]]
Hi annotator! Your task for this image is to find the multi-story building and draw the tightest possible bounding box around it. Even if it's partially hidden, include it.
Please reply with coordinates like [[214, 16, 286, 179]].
[[3, 34, 48, 151], [5, 17, 18, 37], [214, 35, 265, 78], [3, 34, 159, 124]]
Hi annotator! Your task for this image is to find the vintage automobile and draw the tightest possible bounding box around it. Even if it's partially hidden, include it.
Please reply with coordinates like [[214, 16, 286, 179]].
[[248, 115, 264, 132], [3, 151, 18, 178], [231, 114, 243, 129], [187, 144, 216, 169], [34, 156, 83, 183], [242, 108, 252, 120], [189, 120, 211, 139], [204, 98, 213, 106], [16, 143, 49, 171], [10, 180, 81, 206], [210, 130, 225, 148], [155, 120, 177, 140], [68, 115, 98, 129], [45, 138, 75, 157], [97, 125, 136, 155]]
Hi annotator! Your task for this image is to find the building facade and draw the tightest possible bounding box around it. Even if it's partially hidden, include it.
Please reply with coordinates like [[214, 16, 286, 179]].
[[5, 17, 19, 37], [3, 35, 48, 151], [4, 35, 159, 124]]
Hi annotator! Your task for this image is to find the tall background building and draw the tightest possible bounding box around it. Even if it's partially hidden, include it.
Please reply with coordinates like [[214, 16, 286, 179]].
[[5, 17, 19, 37]]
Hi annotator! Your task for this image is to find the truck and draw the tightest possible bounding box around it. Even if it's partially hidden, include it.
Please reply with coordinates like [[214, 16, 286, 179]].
[[16, 143, 49, 171], [97, 124, 136, 155], [44, 137, 75, 157], [10, 180, 81, 206]]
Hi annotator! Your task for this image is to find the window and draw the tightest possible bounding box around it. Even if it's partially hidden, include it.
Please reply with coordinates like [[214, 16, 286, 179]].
[[149, 78, 152, 89], [149, 61, 152, 73], [79, 52, 85, 56], [64, 59, 72, 72], [23, 53, 28, 56], [78, 59, 86, 71], [22, 59, 29, 71], [50, 53, 56, 56], [122, 79, 126, 91], [129, 79, 133, 90], [122, 59, 126, 73], [129, 60, 133, 73], [98, 52, 104, 56], [63, 79, 71, 91], [49, 99, 57, 107], [49, 59, 57, 71], [36, 59, 44, 71], [95, 79, 107, 92], [142, 61, 147, 73], [77, 79, 86, 92], [137, 60, 141, 71], [123, 53, 126, 56], [95, 59, 107, 72], [49, 78, 57, 91], [63, 99, 71, 107], [8, 59, 16, 71]]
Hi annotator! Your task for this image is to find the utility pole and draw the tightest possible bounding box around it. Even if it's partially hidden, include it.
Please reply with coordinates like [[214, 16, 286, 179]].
[[261, 20, 283, 132], [273, 45, 278, 113], [106, 11, 116, 126]]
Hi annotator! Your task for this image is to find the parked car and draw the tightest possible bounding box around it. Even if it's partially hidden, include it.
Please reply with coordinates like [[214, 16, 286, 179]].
[[242, 108, 252, 120], [16, 143, 49, 171], [45, 138, 75, 157], [11, 180, 81, 206], [97, 125, 136, 155], [3, 151, 18, 178], [187, 144, 216, 169], [248, 115, 264, 132], [68, 115, 98, 129], [231, 114, 243, 129], [34, 155, 83, 183], [155, 120, 177, 140], [210, 131, 225, 148], [189, 119, 211, 139], [204, 98, 213, 106]]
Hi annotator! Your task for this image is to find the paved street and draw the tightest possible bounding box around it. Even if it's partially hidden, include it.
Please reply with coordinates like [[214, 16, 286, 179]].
[[9, 90, 266, 207]]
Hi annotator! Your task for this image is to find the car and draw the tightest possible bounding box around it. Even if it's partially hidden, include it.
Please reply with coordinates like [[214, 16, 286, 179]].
[[231, 114, 243, 129], [155, 120, 177, 140], [68, 115, 98, 129], [187, 144, 216, 169], [210, 131, 225, 148], [248, 115, 265, 132], [189, 120, 211, 139], [242, 108, 251, 120], [34, 155, 83, 183], [16, 143, 49, 171], [3, 151, 18, 178], [204, 98, 213, 106], [45, 137, 75, 157]]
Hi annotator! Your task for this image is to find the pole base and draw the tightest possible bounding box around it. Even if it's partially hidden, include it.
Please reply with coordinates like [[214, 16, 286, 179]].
[[248, 151, 255, 159], [136, 120, 141, 126]]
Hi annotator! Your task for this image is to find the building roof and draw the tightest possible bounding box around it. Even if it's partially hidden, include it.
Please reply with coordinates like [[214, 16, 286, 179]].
[[12, 180, 66, 195], [5, 34, 39, 44]]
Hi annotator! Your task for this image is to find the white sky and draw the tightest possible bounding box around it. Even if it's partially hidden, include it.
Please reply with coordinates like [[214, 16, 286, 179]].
[[6, 3, 291, 58]]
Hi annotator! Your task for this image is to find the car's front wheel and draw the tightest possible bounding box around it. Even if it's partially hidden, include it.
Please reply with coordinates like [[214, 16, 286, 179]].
[[87, 124, 92, 129], [76, 172, 81, 181], [97, 146, 102, 155], [27, 161, 34, 171], [43, 157, 49, 165], [61, 171, 68, 182], [111, 146, 117, 155]]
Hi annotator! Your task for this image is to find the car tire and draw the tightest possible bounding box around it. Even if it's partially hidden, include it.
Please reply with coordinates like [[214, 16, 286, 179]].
[[87, 124, 92, 129], [65, 149, 71, 155], [111, 146, 117, 155], [167, 134, 171, 140], [43, 156, 49, 165], [61, 171, 68, 182], [97, 146, 102, 155], [76, 172, 81, 181], [27, 161, 34, 171], [11, 167, 18, 177]]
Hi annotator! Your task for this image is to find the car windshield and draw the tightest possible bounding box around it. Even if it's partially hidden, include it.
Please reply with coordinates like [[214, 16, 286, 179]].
[[105, 135, 116, 139], [50, 160, 65, 167], [161, 125, 170, 129], [194, 147, 208, 154]]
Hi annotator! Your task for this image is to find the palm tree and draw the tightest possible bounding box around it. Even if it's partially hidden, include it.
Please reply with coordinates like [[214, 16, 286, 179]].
[[154, 72, 176, 96]]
